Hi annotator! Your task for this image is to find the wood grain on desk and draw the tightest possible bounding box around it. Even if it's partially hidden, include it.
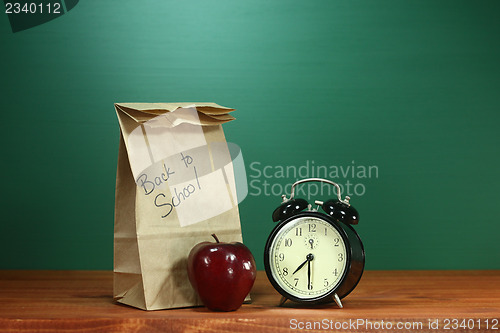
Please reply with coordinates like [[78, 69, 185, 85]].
[[0, 270, 499, 332]]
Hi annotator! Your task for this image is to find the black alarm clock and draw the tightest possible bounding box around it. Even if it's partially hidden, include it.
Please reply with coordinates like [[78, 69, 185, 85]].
[[264, 178, 365, 308]]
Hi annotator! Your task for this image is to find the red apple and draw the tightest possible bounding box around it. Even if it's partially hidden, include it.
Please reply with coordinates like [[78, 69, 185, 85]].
[[187, 234, 257, 311]]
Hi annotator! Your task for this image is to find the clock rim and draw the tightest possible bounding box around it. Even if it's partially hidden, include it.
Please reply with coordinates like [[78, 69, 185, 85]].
[[335, 223, 365, 299], [264, 211, 352, 304]]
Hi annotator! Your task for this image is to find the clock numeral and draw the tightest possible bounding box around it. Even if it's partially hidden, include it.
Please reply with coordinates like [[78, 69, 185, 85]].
[[324, 227, 327, 236], [309, 224, 316, 232], [334, 238, 340, 247], [333, 268, 338, 276], [278, 253, 285, 261], [295, 227, 302, 236], [308, 282, 313, 290], [338, 253, 344, 262], [294, 278, 299, 287], [283, 267, 289, 276], [284, 238, 293, 247], [324, 278, 329, 287]]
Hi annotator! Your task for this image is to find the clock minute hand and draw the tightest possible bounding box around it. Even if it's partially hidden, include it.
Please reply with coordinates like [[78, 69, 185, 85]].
[[307, 253, 314, 290], [307, 259, 312, 290]]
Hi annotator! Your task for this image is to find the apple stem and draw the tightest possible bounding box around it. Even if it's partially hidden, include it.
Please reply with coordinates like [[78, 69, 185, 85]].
[[211, 234, 220, 243]]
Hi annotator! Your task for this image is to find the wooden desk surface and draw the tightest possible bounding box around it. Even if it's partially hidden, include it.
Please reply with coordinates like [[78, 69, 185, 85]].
[[0, 270, 499, 332]]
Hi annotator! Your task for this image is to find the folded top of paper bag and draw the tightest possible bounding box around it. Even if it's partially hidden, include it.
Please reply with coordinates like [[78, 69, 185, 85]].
[[114, 102, 235, 125]]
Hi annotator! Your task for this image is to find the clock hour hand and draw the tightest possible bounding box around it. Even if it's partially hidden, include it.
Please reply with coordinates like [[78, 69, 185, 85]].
[[292, 259, 308, 275], [292, 253, 314, 275]]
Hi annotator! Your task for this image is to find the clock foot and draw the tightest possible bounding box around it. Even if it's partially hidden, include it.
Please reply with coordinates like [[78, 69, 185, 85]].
[[333, 293, 343, 308], [279, 296, 288, 306]]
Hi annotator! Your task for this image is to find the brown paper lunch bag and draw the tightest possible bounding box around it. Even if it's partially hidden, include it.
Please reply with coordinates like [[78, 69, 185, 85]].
[[113, 102, 245, 310]]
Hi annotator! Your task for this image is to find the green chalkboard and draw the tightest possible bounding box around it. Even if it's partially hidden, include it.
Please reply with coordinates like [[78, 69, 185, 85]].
[[1, 0, 499, 270]]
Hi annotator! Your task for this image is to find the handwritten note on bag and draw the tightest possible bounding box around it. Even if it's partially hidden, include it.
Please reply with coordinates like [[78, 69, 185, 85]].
[[126, 107, 235, 227]]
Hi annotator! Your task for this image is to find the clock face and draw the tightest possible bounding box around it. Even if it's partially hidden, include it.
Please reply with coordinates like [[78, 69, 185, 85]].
[[267, 215, 348, 300]]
